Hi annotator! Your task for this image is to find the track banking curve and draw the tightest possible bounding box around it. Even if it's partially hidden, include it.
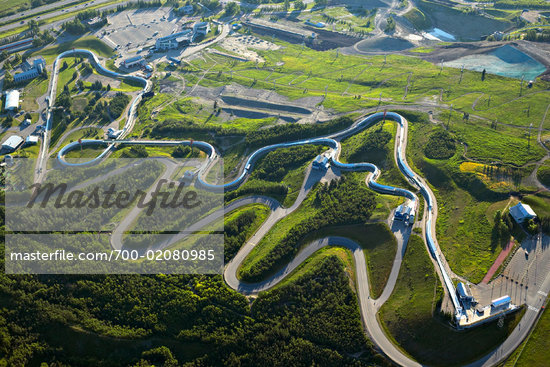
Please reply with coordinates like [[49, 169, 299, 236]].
[[37, 48, 152, 181], [50, 50, 532, 367]]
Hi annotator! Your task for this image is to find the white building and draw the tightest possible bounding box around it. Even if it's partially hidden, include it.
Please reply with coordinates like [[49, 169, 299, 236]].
[[193, 22, 210, 40], [25, 135, 39, 145], [155, 30, 193, 50], [4, 90, 20, 111], [509, 202, 537, 223], [2, 135, 24, 152], [312, 154, 330, 170], [122, 56, 144, 68], [14, 58, 46, 83]]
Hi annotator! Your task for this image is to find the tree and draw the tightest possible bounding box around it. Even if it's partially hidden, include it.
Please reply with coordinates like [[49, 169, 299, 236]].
[[28, 20, 40, 35], [72, 71, 78, 80], [224, 2, 239, 16], [2, 115, 13, 128], [295, 0, 306, 10], [314, 0, 327, 7], [385, 16, 396, 32], [56, 92, 72, 109], [12, 53, 21, 66], [481, 68, 486, 81], [494, 210, 502, 224], [283, 0, 290, 11], [62, 61, 68, 70], [4, 71, 13, 87], [0, 50, 8, 62]]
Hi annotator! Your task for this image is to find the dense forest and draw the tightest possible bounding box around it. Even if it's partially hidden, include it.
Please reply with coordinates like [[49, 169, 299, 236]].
[[241, 175, 377, 281], [0, 181, 386, 366], [0, 253, 384, 366]]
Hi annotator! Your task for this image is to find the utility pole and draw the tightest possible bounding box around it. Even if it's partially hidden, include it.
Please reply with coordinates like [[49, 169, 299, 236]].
[[520, 75, 525, 96], [439, 59, 443, 76], [459, 65, 464, 84], [527, 122, 533, 148], [447, 104, 453, 129], [488, 95, 491, 107]]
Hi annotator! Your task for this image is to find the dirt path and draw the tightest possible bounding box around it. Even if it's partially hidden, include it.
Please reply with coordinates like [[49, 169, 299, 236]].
[[482, 240, 515, 284]]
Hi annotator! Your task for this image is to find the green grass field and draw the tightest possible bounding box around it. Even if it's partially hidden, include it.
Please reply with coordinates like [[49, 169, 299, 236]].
[[406, 116, 512, 282], [20, 76, 49, 111], [238, 187, 320, 278], [52, 127, 103, 155], [404, 7, 432, 30], [64, 145, 107, 159]]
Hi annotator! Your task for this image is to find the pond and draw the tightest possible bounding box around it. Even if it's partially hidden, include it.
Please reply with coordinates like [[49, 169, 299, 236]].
[[442, 45, 546, 80]]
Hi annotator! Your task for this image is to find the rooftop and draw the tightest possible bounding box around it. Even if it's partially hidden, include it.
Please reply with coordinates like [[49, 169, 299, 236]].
[[2, 135, 24, 149], [509, 202, 536, 223], [4, 90, 20, 110]]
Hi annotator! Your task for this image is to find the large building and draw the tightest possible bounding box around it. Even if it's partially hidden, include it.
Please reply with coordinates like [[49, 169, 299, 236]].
[[2, 135, 24, 152], [155, 30, 193, 50], [25, 135, 39, 145], [122, 55, 144, 68], [509, 202, 537, 223], [4, 90, 20, 111], [14, 57, 45, 83], [491, 295, 511, 311]]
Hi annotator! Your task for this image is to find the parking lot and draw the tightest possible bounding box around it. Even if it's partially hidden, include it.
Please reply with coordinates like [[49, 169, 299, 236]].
[[96, 7, 193, 58]]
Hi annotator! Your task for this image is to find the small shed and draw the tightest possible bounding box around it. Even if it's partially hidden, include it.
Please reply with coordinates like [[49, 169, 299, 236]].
[[509, 202, 536, 223]]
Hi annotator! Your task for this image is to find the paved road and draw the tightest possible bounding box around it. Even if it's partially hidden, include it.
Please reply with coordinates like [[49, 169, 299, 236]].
[[0, 0, 136, 35]]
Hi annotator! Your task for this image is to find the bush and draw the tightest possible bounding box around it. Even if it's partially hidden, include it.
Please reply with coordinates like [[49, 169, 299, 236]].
[[537, 166, 550, 187], [121, 145, 148, 158], [109, 92, 130, 119], [424, 129, 456, 159]]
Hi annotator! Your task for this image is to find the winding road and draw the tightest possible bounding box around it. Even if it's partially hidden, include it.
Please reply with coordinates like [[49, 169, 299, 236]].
[[37, 48, 550, 367]]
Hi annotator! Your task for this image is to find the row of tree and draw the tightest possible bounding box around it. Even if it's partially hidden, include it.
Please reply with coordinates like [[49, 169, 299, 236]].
[[245, 116, 353, 147]]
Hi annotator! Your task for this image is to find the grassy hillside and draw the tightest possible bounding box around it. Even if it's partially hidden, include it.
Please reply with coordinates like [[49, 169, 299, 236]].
[[404, 8, 432, 30]]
